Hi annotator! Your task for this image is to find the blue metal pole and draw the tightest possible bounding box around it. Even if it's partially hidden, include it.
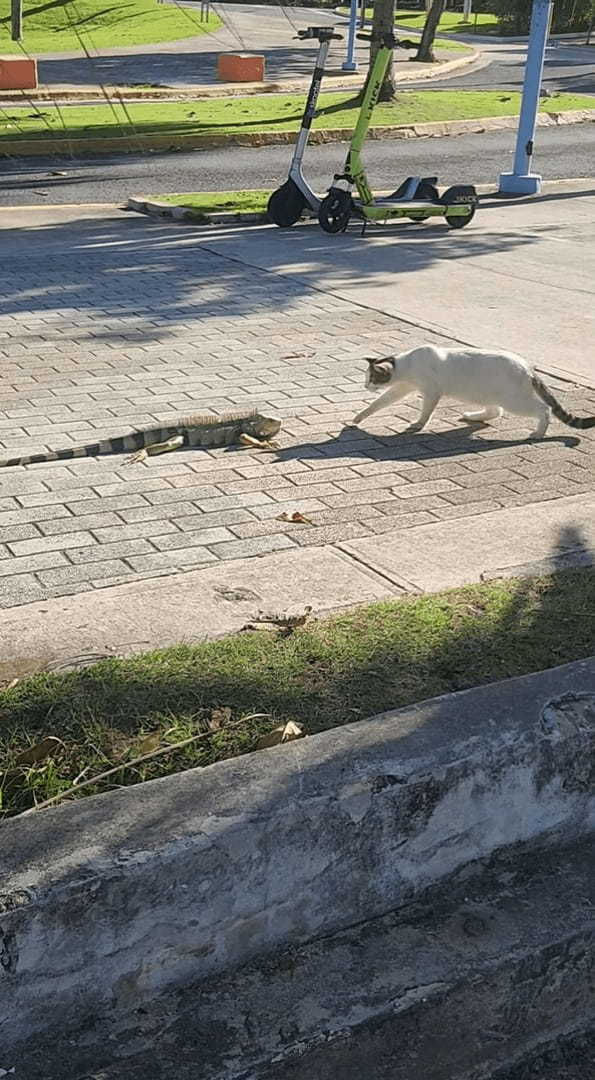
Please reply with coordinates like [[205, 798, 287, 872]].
[[499, 0, 553, 194], [342, 0, 358, 72]]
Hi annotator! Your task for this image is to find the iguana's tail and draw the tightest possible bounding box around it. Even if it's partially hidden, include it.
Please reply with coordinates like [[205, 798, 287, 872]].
[[0, 430, 149, 468], [532, 375, 595, 430]]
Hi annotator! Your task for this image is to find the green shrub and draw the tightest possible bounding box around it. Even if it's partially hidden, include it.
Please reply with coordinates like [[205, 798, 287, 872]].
[[490, 0, 593, 35]]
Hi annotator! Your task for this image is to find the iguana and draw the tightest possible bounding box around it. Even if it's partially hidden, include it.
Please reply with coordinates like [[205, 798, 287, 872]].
[[0, 410, 282, 468]]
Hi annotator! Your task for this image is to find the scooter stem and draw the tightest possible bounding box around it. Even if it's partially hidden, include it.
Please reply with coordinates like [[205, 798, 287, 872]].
[[344, 42, 392, 203]]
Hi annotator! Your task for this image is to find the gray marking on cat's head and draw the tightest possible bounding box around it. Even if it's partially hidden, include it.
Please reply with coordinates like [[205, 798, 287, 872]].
[[365, 356, 395, 388]]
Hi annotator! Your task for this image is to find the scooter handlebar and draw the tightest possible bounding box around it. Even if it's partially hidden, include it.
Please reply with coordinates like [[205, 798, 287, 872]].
[[355, 31, 409, 49], [295, 27, 343, 41]]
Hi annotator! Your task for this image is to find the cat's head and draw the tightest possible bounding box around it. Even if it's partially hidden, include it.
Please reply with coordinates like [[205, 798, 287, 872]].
[[365, 356, 395, 388]]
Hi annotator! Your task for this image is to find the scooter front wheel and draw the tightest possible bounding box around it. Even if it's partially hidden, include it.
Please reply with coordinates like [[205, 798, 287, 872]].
[[267, 181, 307, 228], [318, 191, 351, 234]]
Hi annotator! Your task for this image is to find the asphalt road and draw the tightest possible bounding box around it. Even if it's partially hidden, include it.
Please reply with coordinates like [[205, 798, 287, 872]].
[[407, 39, 595, 94], [0, 124, 593, 206]]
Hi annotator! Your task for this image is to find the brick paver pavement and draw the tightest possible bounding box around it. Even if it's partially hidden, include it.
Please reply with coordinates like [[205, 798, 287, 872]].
[[0, 210, 594, 610]]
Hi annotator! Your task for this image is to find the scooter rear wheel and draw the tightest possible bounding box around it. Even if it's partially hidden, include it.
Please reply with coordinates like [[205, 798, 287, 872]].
[[267, 181, 308, 227], [318, 191, 351, 234], [446, 207, 475, 229]]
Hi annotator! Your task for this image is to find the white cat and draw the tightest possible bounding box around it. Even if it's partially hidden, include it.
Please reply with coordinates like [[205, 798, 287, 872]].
[[352, 346, 595, 439]]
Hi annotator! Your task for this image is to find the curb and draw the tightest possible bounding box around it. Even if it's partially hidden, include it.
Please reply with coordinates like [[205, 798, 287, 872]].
[[3, 102, 593, 159], [0, 48, 477, 107], [10, 843, 595, 1079], [0, 74, 365, 105], [2, 659, 594, 1058], [126, 194, 268, 224]]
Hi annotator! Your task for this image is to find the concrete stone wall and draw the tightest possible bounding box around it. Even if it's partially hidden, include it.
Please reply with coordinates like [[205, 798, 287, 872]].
[[1, 659, 594, 1055]]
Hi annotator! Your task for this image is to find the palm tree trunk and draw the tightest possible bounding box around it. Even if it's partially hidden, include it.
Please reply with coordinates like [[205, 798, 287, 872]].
[[370, 0, 397, 101], [416, 0, 446, 63]]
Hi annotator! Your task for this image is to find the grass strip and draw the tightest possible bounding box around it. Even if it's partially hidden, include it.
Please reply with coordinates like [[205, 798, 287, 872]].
[[2, 568, 594, 818], [1, 90, 593, 144], [157, 190, 271, 215], [339, 7, 500, 34]]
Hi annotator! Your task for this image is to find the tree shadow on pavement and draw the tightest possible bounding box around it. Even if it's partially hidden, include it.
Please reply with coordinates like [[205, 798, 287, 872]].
[[0, 210, 540, 342], [37, 45, 336, 89]]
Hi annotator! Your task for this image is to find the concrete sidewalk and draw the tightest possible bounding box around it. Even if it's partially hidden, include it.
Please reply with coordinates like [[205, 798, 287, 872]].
[[200, 179, 595, 387], [0, 187, 593, 675], [2, 492, 595, 677]]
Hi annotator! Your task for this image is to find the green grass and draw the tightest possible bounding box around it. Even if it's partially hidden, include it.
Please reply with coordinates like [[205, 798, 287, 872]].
[[397, 7, 499, 33], [430, 38, 475, 52], [2, 89, 594, 144], [0, 0, 220, 56], [340, 7, 500, 34], [1, 568, 594, 818], [159, 189, 271, 215]]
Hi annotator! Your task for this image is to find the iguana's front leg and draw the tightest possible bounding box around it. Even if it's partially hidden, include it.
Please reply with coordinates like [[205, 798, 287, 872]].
[[238, 433, 280, 452], [126, 434, 184, 465]]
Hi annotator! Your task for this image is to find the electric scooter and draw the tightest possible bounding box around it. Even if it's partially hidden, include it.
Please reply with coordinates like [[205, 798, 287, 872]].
[[317, 32, 478, 235], [267, 25, 343, 227]]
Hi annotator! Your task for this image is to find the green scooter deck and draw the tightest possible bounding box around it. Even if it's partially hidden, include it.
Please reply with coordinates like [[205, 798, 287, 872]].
[[356, 199, 472, 220]]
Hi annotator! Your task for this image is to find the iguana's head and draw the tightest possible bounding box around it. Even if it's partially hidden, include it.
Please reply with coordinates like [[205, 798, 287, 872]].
[[253, 415, 282, 438]]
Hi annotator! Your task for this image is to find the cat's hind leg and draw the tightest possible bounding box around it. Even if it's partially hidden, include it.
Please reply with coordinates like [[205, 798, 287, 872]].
[[461, 406, 503, 423], [528, 404, 550, 440]]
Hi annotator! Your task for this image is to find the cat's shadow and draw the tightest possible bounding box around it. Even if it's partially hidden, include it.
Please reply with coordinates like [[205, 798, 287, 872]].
[[265, 424, 581, 464]]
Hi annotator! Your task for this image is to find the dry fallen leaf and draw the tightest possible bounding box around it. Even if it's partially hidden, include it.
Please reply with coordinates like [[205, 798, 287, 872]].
[[137, 732, 161, 755], [15, 736, 63, 767], [0, 678, 19, 692], [276, 511, 313, 525], [240, 606, 312, 636], [209, 706, 232, 731], [241, 606, 313, 636], [255, 720, 305, 750]]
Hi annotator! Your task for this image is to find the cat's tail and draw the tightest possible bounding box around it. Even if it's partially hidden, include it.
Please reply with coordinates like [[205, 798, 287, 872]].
[[532, 375, 595, 430]]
